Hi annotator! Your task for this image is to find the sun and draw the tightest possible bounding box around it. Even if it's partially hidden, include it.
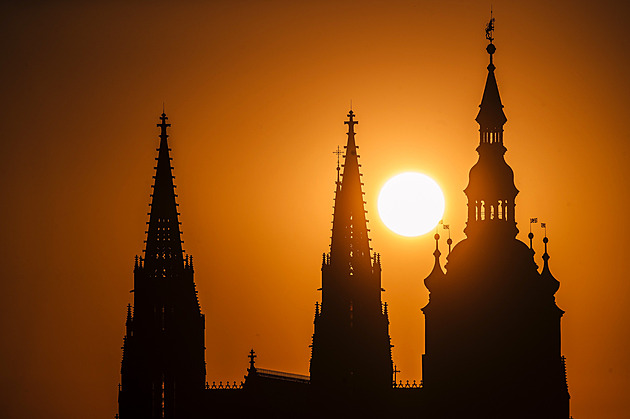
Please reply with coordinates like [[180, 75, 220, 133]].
[[377, 172, 445, 237]]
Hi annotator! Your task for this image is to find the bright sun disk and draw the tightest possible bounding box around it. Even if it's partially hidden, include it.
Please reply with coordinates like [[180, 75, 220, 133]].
[[378, 172, 445, 237]]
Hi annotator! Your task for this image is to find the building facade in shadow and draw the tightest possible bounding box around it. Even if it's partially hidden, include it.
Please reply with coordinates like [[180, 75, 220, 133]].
[[310, 110, 394, 394], [118, 113, 206, 419], [421, 22, 570, 419], [117, 22, 570, 419]]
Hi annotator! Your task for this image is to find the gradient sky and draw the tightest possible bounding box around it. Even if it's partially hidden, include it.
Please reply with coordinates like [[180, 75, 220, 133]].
[[1, 1, 629, 418]]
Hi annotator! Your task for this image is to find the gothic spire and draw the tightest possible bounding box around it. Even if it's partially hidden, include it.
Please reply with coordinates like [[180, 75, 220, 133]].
[[144, 112, 184, 277], [329, 110, 372, 270]]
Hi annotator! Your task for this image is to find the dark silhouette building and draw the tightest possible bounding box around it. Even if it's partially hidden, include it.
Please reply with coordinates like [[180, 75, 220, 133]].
[[310, 111, 393, 393], [117, 22, 570, 419], [421, 23, 570, 419], [118, 113, 206, 419]]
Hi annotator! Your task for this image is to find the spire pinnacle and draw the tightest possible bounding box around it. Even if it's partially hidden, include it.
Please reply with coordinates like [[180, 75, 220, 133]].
[[344, 110, 358, 135], [330, 110, 370, 265], [248, 349, 257, 372], [333, 146, 343, 186], [158, 111, 171, 140], [541, 223, 549, 264], [476, 15, 506, 141], [144, 111, 184, 277], [540, 231, 560, 295]]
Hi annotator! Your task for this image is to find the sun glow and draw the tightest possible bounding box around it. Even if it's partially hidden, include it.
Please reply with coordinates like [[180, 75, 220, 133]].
[[377, 172, 445, 237]]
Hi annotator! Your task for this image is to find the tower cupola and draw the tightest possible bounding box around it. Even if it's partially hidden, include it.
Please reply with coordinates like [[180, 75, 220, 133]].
[[464, 18, 519, 240]]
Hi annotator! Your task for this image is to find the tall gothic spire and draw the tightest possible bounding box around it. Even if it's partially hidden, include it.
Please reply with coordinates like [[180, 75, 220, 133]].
[[119, 112, 205, 419], [329, 110, 372, 270], [310, 110, 392, 392], [144, 112, 185, 277]]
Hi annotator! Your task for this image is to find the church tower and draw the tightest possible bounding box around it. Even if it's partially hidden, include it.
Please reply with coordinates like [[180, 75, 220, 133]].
[[118, 113, 206, 419], [421, 20, 570, 418], [310, 110, 393, 393]]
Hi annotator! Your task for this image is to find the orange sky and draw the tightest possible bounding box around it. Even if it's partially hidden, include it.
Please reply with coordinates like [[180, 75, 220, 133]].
[[1, 1, 629, 418]]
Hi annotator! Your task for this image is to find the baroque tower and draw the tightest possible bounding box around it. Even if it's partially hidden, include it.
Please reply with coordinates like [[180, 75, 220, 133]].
[[119, 113, 206, 419], [309, 110, 393, 393], [421, 21, 570, 419]]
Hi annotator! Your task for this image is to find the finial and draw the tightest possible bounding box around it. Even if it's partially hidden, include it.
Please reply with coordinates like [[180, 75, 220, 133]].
[[442, 223, 452, 255], [528, 218, 538, 251], [393, 364, 400, 386], [333, 146, 343, 184], [485, 9, 495, 44], [541, 222, 549, 260], [485, 12, 496, 69], [157, 110, 171, 140], [248, 348, 257, 371], [433, 232, 441, 258], [539, 224, 559, 294], [344, 109, 358, 132]]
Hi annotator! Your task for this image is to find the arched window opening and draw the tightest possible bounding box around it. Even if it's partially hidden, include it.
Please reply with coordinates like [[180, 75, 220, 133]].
[[480, 200, 486, 221], [498, 201, 503, 220]]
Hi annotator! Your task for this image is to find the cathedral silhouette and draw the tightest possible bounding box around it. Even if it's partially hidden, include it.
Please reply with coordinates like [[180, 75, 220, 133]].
[[117, 23, 571, 419]]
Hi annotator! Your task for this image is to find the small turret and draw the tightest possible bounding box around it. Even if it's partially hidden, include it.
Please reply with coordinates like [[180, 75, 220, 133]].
[[540, 236, 560, 295], [424, 233, 445, 292]]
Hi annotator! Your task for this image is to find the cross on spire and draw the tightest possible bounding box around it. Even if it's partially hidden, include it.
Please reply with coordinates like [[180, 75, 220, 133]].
[[344, 110, 358, 133], [333, 145, 343, 183], [248, 349, 257, 371], [333, 145, 343, 164], [158, 111, 171, 139]]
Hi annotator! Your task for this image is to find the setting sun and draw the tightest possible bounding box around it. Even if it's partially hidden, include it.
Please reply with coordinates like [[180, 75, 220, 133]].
[[377, 172, 445, 237]]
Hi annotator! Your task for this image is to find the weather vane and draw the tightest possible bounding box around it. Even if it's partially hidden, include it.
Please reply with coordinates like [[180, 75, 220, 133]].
[[485, 9, 495, 43]]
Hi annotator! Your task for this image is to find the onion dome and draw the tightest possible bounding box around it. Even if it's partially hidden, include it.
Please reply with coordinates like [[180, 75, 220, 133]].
[[540, 236, 560, 295], [424, 233, 445, 292]]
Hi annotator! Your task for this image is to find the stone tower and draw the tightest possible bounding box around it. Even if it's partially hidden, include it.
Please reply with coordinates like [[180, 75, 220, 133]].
[[310, 110, 393, 394], [118, 113, 206, 419], [421, 21, 570, 419]]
